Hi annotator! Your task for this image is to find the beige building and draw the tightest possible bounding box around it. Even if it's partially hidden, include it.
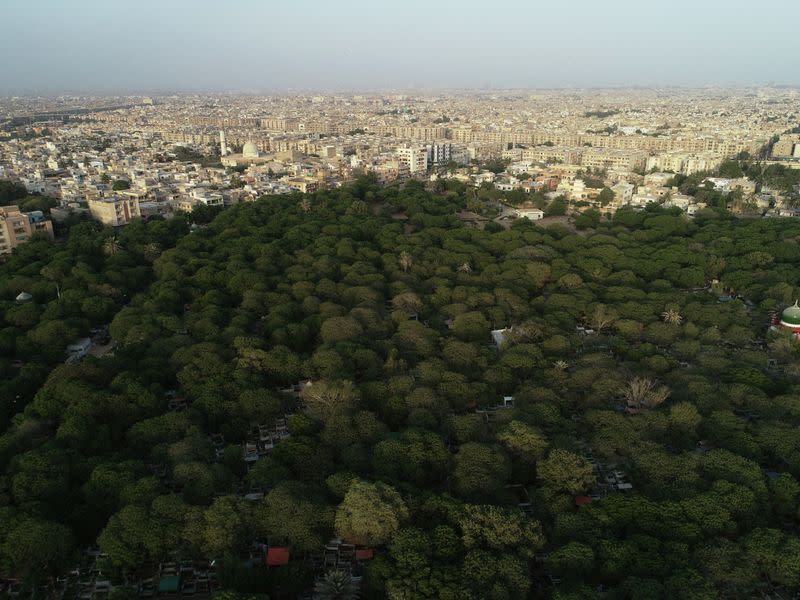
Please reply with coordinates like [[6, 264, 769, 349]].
[[582, 148, 647, 172], [773, 135, 800, 158], [521, 146, 583, 165], [260, 117, 299, 132], [88, 196, 142, 226], [0, 206, 54, 255]]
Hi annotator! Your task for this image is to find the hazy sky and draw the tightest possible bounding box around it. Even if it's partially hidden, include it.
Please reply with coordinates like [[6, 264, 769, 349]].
[[3, 0, 799, 93]]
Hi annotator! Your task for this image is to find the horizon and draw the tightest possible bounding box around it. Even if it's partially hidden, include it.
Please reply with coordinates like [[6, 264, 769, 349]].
[[3, 85, 800, 98]]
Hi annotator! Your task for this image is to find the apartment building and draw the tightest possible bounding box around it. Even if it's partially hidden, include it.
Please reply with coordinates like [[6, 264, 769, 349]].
[[397, 146, 428, 173], [773, 135, 800, 158], [373, 125, 448, 141], [426, 142, 470, 167], [0, 206, 55, 255], [88, 196, 142, 226], [521, 146, 583, 165], [260, 118, 299, 132], [581, 148, 647, 172]]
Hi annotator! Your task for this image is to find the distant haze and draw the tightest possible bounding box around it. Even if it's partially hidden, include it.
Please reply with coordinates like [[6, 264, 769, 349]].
[[3, 0, 799, 94]]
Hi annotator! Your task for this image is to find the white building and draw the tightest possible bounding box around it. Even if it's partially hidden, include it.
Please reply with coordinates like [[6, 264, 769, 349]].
[[515, 208, 544, 220], [425, 142, 470, 167], [397, 146, 428, 173]]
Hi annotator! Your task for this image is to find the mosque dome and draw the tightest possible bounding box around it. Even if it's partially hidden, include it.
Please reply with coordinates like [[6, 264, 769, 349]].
[[242, 140, 259, 158], [780, 301, 800, 329]]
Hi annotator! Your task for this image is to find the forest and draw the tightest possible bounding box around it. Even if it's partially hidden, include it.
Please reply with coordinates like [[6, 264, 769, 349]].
[[1, 177, 800, 599]]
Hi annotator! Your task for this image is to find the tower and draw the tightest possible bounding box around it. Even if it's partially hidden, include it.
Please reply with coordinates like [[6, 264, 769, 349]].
[[219, 130, 227, 157]]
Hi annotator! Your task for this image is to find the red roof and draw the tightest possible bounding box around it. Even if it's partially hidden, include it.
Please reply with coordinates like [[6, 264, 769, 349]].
[[266, 547, 290, 566], [355, 548, 374, 561], [575, 495, 592, 506]]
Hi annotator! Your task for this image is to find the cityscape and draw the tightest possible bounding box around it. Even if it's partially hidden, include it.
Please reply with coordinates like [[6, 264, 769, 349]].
[[2, 88, 799, 245], [2, 1, 800, 599]]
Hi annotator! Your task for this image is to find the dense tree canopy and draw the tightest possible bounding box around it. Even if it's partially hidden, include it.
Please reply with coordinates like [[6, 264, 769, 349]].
[[2, 177, 800, 597]]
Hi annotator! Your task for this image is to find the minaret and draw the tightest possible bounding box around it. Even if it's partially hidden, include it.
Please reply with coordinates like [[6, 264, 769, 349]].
[[219, 130, 227, 156]]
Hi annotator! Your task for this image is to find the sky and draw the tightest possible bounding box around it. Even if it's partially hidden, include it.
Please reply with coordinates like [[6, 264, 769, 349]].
[[2, 0, 799, 94]]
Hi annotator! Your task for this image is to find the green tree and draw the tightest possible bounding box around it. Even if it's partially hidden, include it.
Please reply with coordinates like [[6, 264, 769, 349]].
[[335, 480, 408, 546], [537, 449, 594, 495]]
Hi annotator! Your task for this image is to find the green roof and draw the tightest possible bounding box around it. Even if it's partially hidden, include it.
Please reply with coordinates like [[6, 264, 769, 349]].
[[782, 301, 800, 326], [158, 576, 181, 593]]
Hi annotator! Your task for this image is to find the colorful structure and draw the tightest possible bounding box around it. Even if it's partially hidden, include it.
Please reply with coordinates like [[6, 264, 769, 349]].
[[780, 301, 800, 333]]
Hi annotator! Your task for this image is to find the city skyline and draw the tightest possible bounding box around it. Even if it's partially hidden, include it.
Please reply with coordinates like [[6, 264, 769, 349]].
[[2, 0, 799, 94]]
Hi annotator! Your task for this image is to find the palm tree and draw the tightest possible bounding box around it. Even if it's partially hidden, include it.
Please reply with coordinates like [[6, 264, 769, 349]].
[[622, 377, 670, 410], [589, 304, 617, 331], [143, 242, 162, 263], [300, 198, 311, 213], [554, 360, 569, 371], [314, 570, 360, 600], [103, 236, 121, 257], [399, 251, 413, 273], [661, 309, 683, 325], [457, 262, 472, 274]]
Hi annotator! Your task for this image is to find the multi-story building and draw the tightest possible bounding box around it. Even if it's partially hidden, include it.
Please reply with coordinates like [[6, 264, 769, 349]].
[[773, 135, 800, 158], [582, 148, 647, 172], [397, 146, 428, 173], [88, 196, 141, 226], [522, 146, 583, 165], [260, 117, 299, 132], [425, 142, 470, 167], [646, 151, 723, 175], [0, 206, 55, 255]]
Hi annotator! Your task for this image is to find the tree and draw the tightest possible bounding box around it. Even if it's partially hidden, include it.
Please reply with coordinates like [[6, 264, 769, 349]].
[[398, 251, 413, 273], [320, 316, 363, 343], [143, 242, 162, 262], [258, 483, 331, 553], [545, 542, 595, 578], [545, 197, 568, 216], [622, 377, 670, 410], [112, 180, 131, 191], [300, 380, 360, 423], [458, 504, 544, 557], [453, 443, 511, 499], [668, 402, 702, 443], [662, 308, 683, 325], [314, 570, 360, 600], [204, 496, 254, 557], [452, 311, 490, 342], [589, 304, 617, 331], [0, 179, 28, 205], [335, 480, 408, 546], [537, 449, 594, 495], [3, 518, 75, 589], [497, 421, 548, 465], [103, 236, 122, 256], [392, 292, 422, 314]]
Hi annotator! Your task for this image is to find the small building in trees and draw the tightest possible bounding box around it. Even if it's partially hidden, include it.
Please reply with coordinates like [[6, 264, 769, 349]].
[[779, 301, 800, 336]]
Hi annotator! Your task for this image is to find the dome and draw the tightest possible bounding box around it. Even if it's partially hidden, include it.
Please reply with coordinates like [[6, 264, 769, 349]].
[[242, 140, 259, 158], [780, 301, 800, 327]]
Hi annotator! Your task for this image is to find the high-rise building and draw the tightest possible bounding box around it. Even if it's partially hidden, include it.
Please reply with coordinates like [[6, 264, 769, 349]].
[[88, 196, 141, 226], [397, 146, 428, 173], [0, 206, 54, 255], [220, 130, 228, 156], [425, 142, 470, 167]]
